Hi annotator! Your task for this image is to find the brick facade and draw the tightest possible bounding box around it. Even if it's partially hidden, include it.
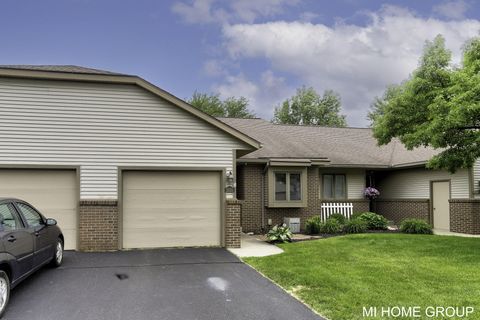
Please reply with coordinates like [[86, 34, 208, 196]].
[[79, 200, 119, 251], [225, 199, 242, 248], [450, 199, 480, 235], [237, 164, 369, 233], [375, 199, 431, 225]]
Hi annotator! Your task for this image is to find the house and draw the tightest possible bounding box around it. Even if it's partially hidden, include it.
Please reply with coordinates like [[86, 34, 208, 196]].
[[0, 65, 478, 253], [0, 65, 261, 251], [219, 118, 480, 235]]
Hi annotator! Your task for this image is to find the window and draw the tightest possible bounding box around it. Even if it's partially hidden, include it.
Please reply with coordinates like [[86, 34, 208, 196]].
[[16, 203, 44, 227], [274, 172, 303, 201], [0, 203, 21, 231], [275, 173, 287, 200], [268, 167, 308, 207], [323, 174, 346, 199], [290, 173, 301, 200]]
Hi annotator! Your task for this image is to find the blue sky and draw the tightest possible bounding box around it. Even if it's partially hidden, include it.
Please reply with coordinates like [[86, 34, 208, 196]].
[[1, 0, 479, 126]]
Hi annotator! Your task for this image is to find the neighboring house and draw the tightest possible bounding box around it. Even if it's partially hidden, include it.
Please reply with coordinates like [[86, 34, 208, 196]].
[[219, 118, 480, 235], [0, 65, 261, 250]]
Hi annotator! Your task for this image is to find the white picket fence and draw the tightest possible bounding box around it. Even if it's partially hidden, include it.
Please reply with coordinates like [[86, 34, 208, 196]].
[[321, 202, 353, 221]]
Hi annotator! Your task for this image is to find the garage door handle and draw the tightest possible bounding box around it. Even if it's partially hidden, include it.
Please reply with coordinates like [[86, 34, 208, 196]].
[[7, 236, 16, 242]]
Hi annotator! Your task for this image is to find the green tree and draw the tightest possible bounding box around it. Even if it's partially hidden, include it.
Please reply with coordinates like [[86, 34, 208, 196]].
[[371, 35, 480, 172], [273, 87, 347, 127], [188, 92, 256, 118]]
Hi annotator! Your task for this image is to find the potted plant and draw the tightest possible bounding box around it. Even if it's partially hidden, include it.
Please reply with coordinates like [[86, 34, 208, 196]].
[[364, 187, 380, 212]]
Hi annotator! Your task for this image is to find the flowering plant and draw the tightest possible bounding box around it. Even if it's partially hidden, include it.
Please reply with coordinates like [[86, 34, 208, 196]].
[[364, 187, 380, 199]]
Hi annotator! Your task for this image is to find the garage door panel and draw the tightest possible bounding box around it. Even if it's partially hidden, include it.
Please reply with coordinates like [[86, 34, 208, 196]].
[[124, 171, 218, 189], [0, 169, 78, 250], [123, 228, 218, 249], [124, 189, 219, 206], [123, 171, 221, 249]]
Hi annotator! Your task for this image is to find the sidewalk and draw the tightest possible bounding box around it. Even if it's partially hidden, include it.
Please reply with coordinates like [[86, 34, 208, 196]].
[[228, 233, 284, 257]]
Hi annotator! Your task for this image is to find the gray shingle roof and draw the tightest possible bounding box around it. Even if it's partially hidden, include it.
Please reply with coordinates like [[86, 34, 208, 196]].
[[219, 117, 439, 167], [0, 65, 130, 76]]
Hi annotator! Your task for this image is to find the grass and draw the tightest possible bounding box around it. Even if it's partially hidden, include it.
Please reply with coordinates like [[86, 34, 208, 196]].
[[244, 234, 480, 320]]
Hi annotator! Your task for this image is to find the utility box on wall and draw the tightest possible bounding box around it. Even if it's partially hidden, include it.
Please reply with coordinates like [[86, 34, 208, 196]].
[[284, 217, 301, 233]]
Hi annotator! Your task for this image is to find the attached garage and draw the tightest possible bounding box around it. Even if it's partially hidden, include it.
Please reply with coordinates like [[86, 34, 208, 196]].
[[122, 170, 222, 249], [0, 66, 259, 251], [0, 169, 78, 250]]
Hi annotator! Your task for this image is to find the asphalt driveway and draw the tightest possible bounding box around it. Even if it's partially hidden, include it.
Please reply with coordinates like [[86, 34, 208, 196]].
[[3, 248, 322, 320]]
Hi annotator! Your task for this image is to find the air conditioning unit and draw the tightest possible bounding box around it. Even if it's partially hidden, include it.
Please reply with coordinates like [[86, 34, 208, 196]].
[[284, 217, 301, 233]]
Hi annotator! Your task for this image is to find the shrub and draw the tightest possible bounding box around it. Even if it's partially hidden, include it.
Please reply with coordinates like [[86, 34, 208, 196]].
[[350, 212, 363, 220], [320, 218, 343, 234], [344, 219, 368, 234], [306, 216, 323, 234], [358, 212, 388, 230], [267, 224, 293, 243], [400, 219, 433, 234], [328, 213, 347, 225]]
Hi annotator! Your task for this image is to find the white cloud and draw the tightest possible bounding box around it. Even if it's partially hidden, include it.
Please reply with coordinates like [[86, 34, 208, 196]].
[[202, 59, 227, 77], [214, 73, 259, 102], [172, 0, 298, 24], [433, 0, 469, 20], [221, 5, 480, 126], [213, 71, 292, 119], [171, 0, 228, 24]]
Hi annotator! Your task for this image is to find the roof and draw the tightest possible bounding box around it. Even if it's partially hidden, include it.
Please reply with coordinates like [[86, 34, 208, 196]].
[[0, 65, 261, 150], [0, 65, 128, 76], [218, 117, 439, 168]]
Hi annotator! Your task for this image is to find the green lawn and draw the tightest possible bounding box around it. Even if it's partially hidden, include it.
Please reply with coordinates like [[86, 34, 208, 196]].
[[244, 234, 480, 320]]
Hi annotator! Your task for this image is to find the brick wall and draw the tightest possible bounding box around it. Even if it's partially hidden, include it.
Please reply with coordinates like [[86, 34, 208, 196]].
[[450, 199, 480, 235], [237, 164, 264, 232], [238, 164, 369, 233], [225, 199, 242, 248], [79, 200, 119, 251], [375, 199, 430, 224]]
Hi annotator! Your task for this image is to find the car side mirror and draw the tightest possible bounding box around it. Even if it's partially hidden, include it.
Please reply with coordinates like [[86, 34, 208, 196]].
[[46, 218, 57, 226]]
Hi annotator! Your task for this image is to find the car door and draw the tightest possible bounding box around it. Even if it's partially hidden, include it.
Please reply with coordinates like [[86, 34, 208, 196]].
[[14, 202, 52, 267], [0, 202, 34, 280]]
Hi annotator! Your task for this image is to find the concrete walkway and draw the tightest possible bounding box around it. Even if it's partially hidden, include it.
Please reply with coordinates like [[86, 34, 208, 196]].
[[228, 234, 284, 257], [434, 230, 480, 238]]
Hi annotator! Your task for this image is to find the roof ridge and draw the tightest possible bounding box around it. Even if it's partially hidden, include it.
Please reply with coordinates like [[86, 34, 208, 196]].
[[270, 122, 372, 130]]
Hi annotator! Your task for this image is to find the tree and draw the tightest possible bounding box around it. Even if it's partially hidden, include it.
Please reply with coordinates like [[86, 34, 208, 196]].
[[371, 35, 480, 172], [273, 87, 347, 127], [188, 92, 256, 118]]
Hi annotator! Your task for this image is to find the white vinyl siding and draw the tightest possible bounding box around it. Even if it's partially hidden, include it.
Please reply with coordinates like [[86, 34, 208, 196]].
[[378, 167, 470, 199], [0, 78, 247, 199], [474, 159, 480, 199], [319, 168, 365, 199]]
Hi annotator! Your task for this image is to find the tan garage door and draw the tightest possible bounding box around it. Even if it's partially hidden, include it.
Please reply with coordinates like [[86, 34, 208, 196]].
[[0, 169, 78, 250], [122, 171, 221, 249]]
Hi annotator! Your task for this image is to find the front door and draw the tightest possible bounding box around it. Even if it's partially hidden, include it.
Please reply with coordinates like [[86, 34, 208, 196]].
[[432, 181, 450, 231]]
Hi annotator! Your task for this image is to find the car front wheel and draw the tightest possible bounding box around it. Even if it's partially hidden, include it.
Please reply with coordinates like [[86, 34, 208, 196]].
[[0, 270, 10, 318], [50, 239, 64, 268]]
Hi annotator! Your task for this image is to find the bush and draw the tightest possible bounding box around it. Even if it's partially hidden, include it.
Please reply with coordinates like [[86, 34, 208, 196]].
[[306, 216, 323, 234], [328, 213, 347, 225], [358, 212, 388, 230], [400, 219, 433, 234], [344, 219, 368, 234], [320, 218, 343, 234], [350, 212, 363, 220], [267, 224, 293, 243]]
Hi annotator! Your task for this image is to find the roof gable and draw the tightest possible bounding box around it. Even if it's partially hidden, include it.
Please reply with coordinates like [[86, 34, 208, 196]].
[[0, 65, 261, 150]]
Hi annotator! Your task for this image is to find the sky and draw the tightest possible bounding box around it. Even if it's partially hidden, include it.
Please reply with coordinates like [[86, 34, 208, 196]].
[[1, 0, 480, 127]]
